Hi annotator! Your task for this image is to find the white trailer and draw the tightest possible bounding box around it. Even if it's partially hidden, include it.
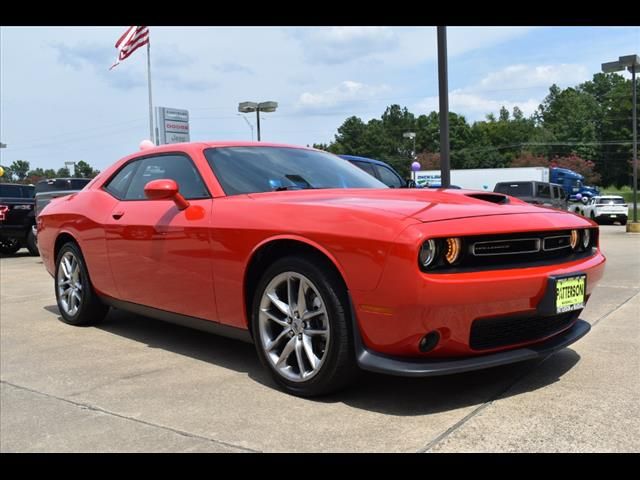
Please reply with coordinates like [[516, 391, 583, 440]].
[[414, 167, 549, 191]]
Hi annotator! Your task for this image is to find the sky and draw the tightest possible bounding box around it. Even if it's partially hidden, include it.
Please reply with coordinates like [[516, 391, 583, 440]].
[[1, 26, 639, 172]]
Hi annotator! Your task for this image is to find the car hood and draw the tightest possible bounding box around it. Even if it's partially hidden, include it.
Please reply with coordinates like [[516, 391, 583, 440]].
[[246, 188, 552, 223]]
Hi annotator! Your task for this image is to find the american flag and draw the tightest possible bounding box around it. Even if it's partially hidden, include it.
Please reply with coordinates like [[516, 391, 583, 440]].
[[110, 26, 149, 70]]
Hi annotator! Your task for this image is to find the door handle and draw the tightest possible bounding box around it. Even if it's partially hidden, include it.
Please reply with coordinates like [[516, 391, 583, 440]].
[[112, 211, 125, 220]]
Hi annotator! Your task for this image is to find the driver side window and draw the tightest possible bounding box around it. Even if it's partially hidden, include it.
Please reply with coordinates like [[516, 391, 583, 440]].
[[125, 155, 209, 200]]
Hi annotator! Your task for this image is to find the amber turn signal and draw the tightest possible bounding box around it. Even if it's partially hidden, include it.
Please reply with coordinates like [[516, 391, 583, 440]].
[[445, 237, 462, 264]]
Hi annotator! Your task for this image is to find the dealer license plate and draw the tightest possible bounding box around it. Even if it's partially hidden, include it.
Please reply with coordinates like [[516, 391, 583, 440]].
[[556, 275, 586, 313]]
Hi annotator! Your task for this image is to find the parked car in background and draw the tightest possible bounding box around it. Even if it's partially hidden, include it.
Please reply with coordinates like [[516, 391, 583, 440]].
[[569, 195, 628, 225], [37, 141, 604, 397], [339, 155, 408, 188], [35, 178, 92, 217], [0, 183, 37, 255], [494, 181, 568, 210]]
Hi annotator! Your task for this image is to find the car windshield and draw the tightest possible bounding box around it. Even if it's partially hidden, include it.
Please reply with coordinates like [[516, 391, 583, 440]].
[[204, 146, 387, 195]]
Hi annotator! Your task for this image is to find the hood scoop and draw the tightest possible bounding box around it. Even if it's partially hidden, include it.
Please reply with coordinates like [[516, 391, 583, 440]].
[[465, 193, 510, 204]]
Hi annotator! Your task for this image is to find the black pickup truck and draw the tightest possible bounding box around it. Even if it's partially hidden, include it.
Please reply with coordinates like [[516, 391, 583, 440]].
[[0, 183, 38, 255]]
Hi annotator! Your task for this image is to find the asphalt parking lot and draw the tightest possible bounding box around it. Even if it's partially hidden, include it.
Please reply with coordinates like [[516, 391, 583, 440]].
[[1, 225, 638, 453]]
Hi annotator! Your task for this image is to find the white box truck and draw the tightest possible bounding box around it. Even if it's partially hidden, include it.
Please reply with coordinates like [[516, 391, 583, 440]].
[[414, 167, 550, 191]]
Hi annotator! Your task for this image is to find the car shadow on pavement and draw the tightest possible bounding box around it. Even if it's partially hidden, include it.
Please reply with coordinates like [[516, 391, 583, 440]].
[[43, 304, 582, 416]]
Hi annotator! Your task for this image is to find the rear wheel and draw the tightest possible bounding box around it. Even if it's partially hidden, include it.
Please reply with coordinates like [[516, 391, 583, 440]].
[[251, 256, 358, 397], [55, 242, 109, 326], [0, 238, 21, 255]]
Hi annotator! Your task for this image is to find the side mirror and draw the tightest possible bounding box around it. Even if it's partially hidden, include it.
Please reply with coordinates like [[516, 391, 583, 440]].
[[144, 179, 190, 210]]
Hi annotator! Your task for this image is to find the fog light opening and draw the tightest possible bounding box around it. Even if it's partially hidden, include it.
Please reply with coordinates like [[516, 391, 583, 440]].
[[419, 331, 441, 353]]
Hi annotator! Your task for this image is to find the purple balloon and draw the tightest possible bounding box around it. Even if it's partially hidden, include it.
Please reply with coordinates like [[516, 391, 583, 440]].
[[411, 161, 421, 172]]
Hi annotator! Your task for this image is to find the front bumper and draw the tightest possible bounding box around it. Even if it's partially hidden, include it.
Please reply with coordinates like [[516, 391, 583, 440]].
[[355, 317, 590, 377]]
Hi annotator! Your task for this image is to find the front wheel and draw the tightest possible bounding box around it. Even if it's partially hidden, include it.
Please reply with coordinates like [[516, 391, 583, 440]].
[[251, 256, 358, 397], [55, 242, 109, 326]]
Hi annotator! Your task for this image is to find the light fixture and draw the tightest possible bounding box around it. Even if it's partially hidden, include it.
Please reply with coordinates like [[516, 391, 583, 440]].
[[419, 239, 437, 268], [444, 237, 461, 264]]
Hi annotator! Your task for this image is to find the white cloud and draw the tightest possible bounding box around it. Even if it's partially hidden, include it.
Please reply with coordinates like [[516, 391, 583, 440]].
[[288, 27, 400, 65], [416, 91, 541, 120], [296, 81, 391, 113], [477, 64, 591, 91], [415, 62, 592, 121]]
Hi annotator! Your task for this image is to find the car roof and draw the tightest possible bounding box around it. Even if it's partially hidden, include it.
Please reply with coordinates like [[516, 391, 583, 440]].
[[338, 154, 392, 168]]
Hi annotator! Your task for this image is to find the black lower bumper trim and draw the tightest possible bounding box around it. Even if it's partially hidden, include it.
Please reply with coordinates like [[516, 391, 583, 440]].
[[352, 314, 590, 377]]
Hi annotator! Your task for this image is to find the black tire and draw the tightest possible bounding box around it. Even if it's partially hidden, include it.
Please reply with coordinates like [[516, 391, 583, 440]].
[[251, 255, 358, 397], [0, 238, 21, 255], [621, 218, 627, 226], [54, 242, 109, 326], [26, 228, 39, 256]]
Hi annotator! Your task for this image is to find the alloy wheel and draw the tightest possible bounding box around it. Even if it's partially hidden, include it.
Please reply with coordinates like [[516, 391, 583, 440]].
[[258, 272, 331, 382], [57, 251, 83, 316]]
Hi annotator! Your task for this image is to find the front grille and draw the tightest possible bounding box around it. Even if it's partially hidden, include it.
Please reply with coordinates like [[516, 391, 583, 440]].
[[469, 310, 580, 350], [473, 238, 540, 256], [462, 230, 595, 270]]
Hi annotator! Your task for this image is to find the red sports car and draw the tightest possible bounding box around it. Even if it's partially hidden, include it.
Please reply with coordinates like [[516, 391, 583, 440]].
[[37, 142, 605, 396]]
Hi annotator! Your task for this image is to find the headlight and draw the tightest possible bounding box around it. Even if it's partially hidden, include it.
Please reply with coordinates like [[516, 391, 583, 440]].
[[444, 237, 461, 264], [419, 239, 437, 268], [570, 230, 579, 250], [582, 229, 591, 249]]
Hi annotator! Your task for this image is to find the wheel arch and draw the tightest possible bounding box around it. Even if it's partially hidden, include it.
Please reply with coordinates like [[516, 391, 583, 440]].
[[243, 236, 349, 333], [54, 231, 80, 261]]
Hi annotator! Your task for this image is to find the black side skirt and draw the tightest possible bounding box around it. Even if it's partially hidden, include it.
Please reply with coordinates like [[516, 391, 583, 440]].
[[99, 296, 253, 344]]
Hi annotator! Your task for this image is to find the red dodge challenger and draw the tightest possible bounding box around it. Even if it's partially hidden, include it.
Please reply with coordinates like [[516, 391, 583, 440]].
[[37, 142, 605, 396]]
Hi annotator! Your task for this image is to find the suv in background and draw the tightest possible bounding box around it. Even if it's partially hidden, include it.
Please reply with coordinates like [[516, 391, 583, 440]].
[[35, 178, 91, 217], [339, 155, 408, 188], [0, 183, 38, 255], [569, 195, 628, 225], [494, 181, 568, 210]]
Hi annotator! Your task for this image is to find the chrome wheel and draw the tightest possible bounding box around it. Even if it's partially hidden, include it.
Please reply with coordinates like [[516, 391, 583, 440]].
[[258, 272, 330, 382], [57, 251, 83, 316]]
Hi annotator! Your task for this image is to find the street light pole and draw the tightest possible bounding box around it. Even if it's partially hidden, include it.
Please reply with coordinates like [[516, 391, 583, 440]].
[[256, 107, 261, 142], [602, 54, 639, 229], [437, 26, 451, 188], [632, 63, 637, 225], [238, 101, 278, 142]]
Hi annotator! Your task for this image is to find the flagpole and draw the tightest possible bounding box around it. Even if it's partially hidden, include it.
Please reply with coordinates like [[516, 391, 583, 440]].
[[146, 41, 155, 144]]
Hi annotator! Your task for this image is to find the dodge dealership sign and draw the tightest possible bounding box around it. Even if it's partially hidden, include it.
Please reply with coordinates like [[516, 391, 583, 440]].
[[156, 107, 190, 145]]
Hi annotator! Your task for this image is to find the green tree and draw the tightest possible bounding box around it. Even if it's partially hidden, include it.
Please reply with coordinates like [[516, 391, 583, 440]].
[[56, 167, 71, 177], [537, 85, 599, 160], [10, 160, 30, 182], [74, 161, 99, 178]]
